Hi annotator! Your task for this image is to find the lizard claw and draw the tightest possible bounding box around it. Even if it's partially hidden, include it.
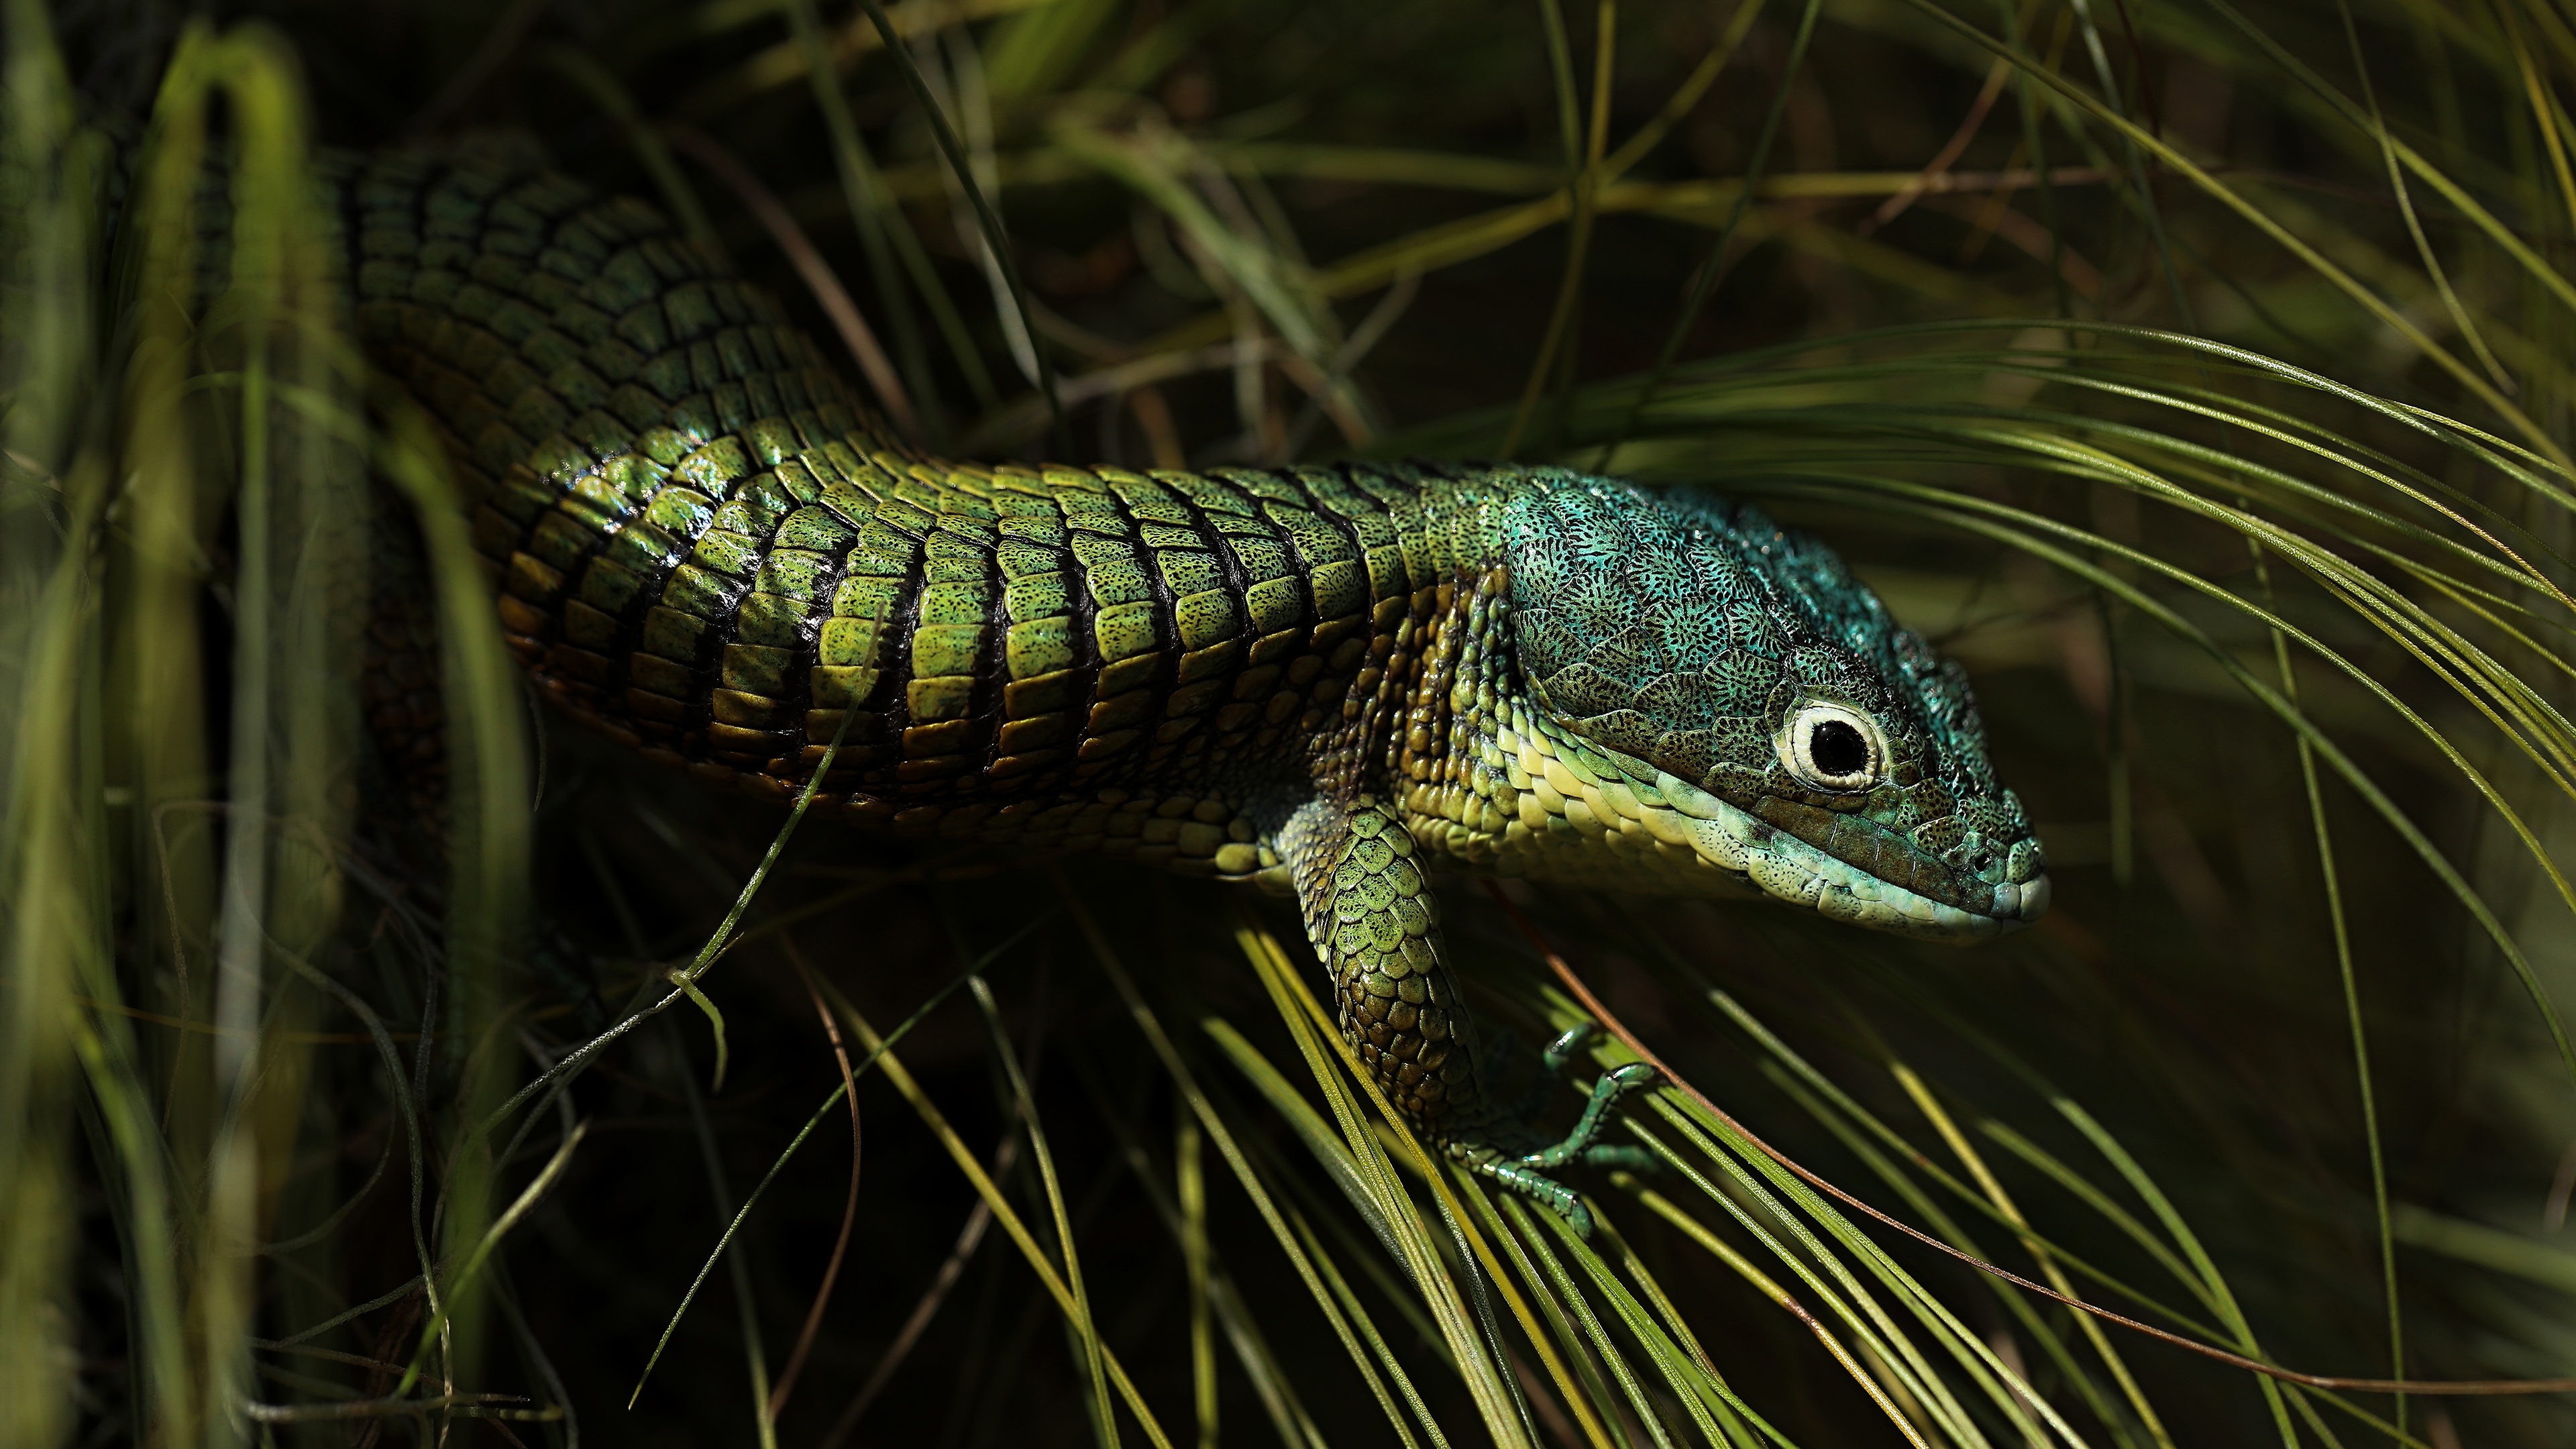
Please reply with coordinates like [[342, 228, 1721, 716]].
[[1519, 1061, 1656, 1171], [1470, 1045, 1657, 1236]]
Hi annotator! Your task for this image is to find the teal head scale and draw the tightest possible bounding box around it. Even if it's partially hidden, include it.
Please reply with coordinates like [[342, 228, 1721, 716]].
[[1398, 467, 2049, 939]]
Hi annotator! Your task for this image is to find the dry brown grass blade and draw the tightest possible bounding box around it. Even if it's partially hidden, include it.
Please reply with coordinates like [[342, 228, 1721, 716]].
[[667, 126, 921, 442], [764, 956, 864, 1423]]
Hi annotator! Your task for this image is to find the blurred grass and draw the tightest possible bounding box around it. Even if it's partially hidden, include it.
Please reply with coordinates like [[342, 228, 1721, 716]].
[[14, 0, 2576, 1444]]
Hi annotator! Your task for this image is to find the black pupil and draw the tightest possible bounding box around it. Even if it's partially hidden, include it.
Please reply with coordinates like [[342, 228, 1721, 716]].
[[1809, 719, 1869, 777]]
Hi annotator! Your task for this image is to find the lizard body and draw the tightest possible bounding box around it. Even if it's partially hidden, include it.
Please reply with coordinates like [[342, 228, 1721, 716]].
[[346, 138, 2048, 1216]]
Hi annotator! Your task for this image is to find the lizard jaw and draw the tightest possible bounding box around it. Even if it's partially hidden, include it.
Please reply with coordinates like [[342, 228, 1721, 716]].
[[1645, 769, 2049, 943], [1470, 706, 2045, 941]]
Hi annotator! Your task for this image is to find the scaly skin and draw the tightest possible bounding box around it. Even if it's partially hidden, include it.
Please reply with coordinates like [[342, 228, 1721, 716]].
[[345, 138, 2049, 1225]]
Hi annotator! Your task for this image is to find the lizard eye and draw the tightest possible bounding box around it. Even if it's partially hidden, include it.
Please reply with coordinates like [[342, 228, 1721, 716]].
[[1782, 703, 1884, 791]]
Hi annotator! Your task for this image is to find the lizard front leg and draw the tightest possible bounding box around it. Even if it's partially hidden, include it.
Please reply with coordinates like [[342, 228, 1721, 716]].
[[1275, 794, 1488, 1131], [1269, 794, 1653, 1234]]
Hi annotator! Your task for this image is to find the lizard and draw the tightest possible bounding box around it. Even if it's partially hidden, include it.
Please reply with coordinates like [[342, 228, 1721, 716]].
[[344, 137, 2051, 1231]]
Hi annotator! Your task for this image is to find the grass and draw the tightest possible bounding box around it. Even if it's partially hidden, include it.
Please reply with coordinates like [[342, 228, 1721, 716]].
[[11, 0, 2576, 1443]]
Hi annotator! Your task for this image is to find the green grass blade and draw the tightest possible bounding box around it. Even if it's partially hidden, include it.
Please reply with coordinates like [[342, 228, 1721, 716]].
[[1495, 1191, 1676, 1449], [803, 963, 1182, 1449], [1069, 884, 1462, 1446], [855, 0, 1063, 445]]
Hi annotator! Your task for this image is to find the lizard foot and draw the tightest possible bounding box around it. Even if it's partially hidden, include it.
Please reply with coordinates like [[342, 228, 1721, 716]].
[[1470, 1028, 1658, 1236]]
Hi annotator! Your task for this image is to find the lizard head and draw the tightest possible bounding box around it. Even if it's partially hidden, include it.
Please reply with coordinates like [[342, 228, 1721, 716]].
[[1501, 474, 2048, 941]]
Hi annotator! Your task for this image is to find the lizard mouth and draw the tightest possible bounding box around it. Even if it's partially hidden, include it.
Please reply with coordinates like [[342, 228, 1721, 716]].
[[1501, 709, 2046, 941], [1643, 768, 2049, 942]]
